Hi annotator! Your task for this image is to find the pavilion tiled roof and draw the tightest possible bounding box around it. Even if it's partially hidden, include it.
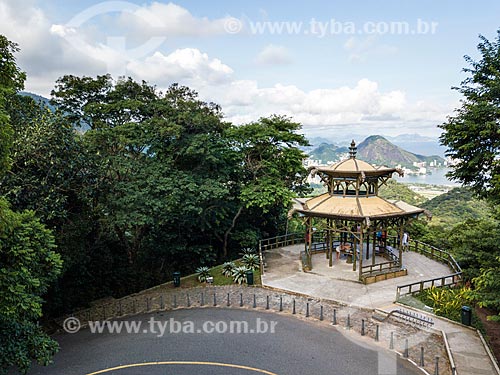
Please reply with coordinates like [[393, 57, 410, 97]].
[[291, 194, 426, 221]]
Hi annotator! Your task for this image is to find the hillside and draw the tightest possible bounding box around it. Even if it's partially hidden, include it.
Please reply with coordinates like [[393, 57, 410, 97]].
[[307, 143, 349, 163], [422, 187, 492, 226], [357, 135, 444, 169], [307, 135, 445, 169], [379, 179, 427, 206], [19, 91, 56, 111]]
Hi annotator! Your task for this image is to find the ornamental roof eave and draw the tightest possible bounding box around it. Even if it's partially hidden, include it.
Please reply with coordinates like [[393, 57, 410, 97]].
[[310, 165, 401, 178], [288, 194, 428, 222]]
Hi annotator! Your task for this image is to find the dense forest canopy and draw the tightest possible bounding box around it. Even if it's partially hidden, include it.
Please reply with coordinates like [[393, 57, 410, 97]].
[[0, 36, 62, 375]]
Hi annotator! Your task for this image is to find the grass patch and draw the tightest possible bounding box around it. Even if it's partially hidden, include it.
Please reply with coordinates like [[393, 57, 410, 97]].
[[176, 261, 261, 288], [398, 294, 434, 312]]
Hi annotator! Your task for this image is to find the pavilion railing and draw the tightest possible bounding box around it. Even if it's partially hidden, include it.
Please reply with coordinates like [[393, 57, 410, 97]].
[[260, 233, 462, 291], [361, 260, 400, 277], [396, 272, 463, 301], [409, 239, 462, 275], [259, 233, 304, 275], [395, 239, 463, 300], [260, 232, 404, 277], [259, 232, 333, 274]]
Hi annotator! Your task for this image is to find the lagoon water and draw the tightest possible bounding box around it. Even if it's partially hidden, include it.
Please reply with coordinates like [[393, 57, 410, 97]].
[[394, 168, 459, 186]]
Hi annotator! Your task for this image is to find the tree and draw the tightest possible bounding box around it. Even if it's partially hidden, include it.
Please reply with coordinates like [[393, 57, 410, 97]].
[[2, 95, 91, 227], [440, 30, 500, 203], [0, 35, 62, 374], [0, 200, 62, 374], [0, 35, 26, 176], [50, 77, 239, 289], [473, 256, 500, 321], [221, 115, 311, 256], [447, 219, 500, 280]]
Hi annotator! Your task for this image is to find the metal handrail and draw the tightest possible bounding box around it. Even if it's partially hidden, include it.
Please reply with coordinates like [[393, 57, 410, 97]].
[[395, 239, 463, 300], [396, 272, 462, 300], [410, 239, 462, 274]]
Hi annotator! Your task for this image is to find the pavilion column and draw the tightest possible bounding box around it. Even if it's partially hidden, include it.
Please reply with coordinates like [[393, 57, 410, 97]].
[[352, 225, 357, 272], [398, 219, 404, 268], [372, 227, 377, 266], [325, 219, 330, 260], [328, 219, 333, 267], [309, 218, 313, 267], [366, 229, 370, 260], [359, 223, 364, 281]]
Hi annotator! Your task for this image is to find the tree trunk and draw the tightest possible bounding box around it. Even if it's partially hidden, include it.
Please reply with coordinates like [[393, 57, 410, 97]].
[[222, 206, 243, 258]]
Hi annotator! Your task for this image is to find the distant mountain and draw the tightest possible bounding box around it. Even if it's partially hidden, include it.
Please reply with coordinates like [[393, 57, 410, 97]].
[[356, 135, 444, 169], [307, 136, 335, 148], [307, 143, 349, 163], [307, 135, 445, 169], [19, 92, 55, 111]]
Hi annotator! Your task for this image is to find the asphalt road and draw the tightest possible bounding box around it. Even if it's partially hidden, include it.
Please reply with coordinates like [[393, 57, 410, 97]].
[[29, 308, 422, 375]]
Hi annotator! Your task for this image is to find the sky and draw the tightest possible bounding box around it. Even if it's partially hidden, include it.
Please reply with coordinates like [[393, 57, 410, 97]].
[[1, 0, 499, 141]]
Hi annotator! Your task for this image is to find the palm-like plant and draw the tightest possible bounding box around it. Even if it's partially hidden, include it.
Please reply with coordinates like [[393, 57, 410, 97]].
[[222, 262, 236, 277], [240, 247, 256, 256], [196, 266, 211, 282], [242, 253, 260, 271], [232, 266, 250, 285]]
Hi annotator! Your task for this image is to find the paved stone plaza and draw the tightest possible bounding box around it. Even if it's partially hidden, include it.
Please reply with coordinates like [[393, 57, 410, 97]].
[[262, 244, 451, 308]]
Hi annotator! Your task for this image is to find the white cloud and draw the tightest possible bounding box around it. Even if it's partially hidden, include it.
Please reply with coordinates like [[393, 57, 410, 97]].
[[127, 49, 233, 86], [0, 0, 112, 94], [255, 44, 292, 65], [195, 77, 450, 139], [120, 2, 236, 38], [0, 1, 241, 95]]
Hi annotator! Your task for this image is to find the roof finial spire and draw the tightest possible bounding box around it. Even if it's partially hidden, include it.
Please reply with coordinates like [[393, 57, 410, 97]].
[[349, 140, 357, 159]]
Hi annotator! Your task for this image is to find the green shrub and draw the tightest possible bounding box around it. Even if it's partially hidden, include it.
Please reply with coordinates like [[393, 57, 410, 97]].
[[418, 286, 474, 321], [242, 254, 260, 270], [196, 266, 211, 283], [240, 247, 256, 255], [232, 266, 250, 285], [221, 262, 236, 277]]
